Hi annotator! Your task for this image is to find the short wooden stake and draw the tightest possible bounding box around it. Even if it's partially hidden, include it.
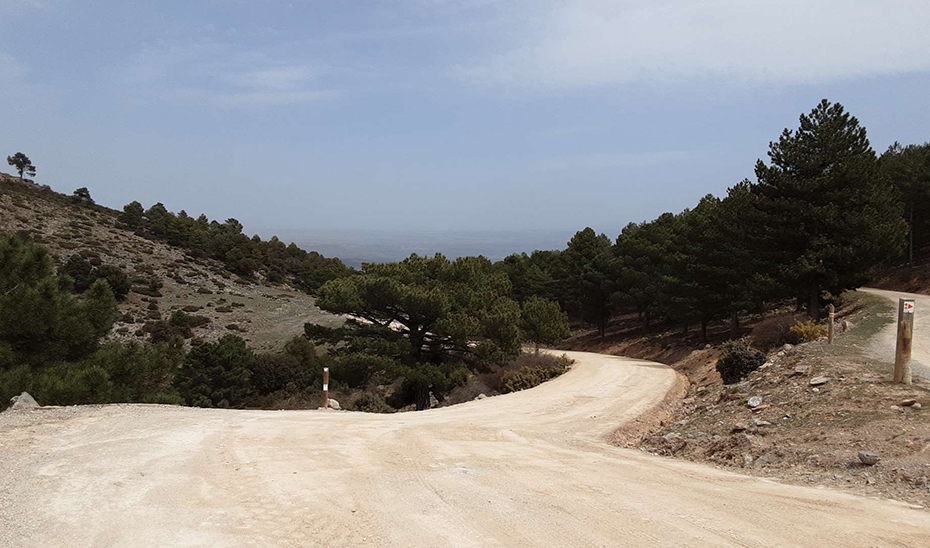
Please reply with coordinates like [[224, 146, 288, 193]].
[[323, 367, 330, 408], [827, 304, 835, 344], [894, 299, 915, 384]]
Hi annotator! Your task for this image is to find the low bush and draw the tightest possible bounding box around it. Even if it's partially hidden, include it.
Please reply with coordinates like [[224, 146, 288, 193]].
[[349, 392, 395, 413], [502, 366, 563, 393], [750, 313, 801, 350], [0, 341, 184, 408], [167, 311, 211, 339], [500, 352, 572, 393], [789, 320, 827, 344], [716, 340, 766, 384]]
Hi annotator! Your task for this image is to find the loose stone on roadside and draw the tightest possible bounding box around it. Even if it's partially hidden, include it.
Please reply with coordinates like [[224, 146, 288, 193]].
[[809, 376, 830, 387], [858, 451, 880, 466]]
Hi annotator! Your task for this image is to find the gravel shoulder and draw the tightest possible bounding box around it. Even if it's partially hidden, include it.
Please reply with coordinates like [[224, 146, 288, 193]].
[[862, 287, 930, 380], [2, 350, 930, 547]]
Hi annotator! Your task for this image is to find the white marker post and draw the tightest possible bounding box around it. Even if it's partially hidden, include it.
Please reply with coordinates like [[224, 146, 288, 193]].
[[894, 299, 915, 385], [323, 367, 330, 409]]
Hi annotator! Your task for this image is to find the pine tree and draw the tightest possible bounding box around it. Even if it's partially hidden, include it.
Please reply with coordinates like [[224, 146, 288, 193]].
[[557, 228, 614, 336], [521, 297, 570, 352], [752, 100, 906, 320], [881, 142, 930, 264]]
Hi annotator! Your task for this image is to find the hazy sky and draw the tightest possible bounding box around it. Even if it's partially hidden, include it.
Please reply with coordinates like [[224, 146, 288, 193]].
[[2, 0, 929, 236]]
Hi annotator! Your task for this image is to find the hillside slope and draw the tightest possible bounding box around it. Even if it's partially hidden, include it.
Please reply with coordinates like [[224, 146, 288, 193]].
[[0, 175, 341, 351]]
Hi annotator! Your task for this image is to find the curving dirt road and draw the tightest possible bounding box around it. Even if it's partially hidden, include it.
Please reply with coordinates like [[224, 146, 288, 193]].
[[2, 350, 929, 547], [861, 288, 930, 381]]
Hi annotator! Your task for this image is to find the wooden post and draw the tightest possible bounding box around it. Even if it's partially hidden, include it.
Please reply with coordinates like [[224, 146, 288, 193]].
[[894, 299, 915, 384], [827, 304, 835, 344], [323, 367, 330, 409]]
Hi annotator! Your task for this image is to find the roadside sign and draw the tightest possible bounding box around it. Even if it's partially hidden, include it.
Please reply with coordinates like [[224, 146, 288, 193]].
[[904, 301, 915, 314]]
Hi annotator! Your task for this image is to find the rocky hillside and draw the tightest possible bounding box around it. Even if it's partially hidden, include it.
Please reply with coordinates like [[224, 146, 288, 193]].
[[0, 174, 342, 351]]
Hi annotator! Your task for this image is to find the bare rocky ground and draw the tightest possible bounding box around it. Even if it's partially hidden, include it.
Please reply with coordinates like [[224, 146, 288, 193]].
[[619, 291, 930, 508], [0, 175, 341, 350]]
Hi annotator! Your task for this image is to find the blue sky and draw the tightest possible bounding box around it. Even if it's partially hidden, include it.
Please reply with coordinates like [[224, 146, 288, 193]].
[[2, 0, 929, 237]]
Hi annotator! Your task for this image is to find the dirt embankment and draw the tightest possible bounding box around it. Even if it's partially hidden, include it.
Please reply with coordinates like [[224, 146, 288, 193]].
[[633, 291, 930, 507]]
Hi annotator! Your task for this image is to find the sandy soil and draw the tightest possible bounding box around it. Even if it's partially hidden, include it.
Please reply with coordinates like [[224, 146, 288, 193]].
[[862, 288, 930, 380], [2, 351, 930, 547]]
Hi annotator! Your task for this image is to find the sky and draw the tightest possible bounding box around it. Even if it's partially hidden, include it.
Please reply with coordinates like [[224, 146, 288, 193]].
[[2, 0, 930, 241]]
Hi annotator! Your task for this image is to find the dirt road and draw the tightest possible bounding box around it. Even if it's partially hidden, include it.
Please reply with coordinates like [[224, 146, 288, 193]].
[[2, 351, 929, 547], [861, 288, 930, 380]]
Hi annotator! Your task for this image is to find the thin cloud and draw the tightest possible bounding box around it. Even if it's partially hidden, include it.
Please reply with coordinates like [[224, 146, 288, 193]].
[[454, 0, 930, 89], [120, 39, 334, 108]]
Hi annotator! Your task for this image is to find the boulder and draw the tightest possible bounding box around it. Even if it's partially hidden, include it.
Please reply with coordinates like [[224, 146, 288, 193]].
[[328, 398, 341, 411], [7, 392, 39, 412], [858, 451, 880, 466], [747, 396, 764, 408], [475, 393, 488, 400], [901, 399, 917, 407]]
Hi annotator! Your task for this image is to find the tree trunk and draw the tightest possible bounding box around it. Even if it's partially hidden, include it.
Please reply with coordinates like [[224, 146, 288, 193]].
[[682, 323, 688, 335], [909, 204, 915, 265], [809, 284, 820, 322], [796, 296, 804, 313], [414, 384, 430, 411], [730, 311, 740, 338]]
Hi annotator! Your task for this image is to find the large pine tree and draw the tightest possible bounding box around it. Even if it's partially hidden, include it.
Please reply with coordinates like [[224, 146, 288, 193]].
[[752, 100, 906, 320]]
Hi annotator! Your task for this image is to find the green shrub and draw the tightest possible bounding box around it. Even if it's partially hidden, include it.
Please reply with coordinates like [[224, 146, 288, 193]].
[[349, 392, 394, 413], [167, 311, 210, 339], [501, 366, 564, 393], [61, 255, 130, 300], [716, 340, 766, 384], [0, 340, 183, 408], [789, 320, 827, 343], [174, 335, 255, 408]]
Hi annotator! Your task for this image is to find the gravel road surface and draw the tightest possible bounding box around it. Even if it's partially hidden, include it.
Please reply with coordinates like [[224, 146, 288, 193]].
[[2, 350, 928, 547]]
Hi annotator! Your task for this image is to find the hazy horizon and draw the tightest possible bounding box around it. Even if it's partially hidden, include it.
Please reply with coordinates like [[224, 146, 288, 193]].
[[257, 227, 579, 268]]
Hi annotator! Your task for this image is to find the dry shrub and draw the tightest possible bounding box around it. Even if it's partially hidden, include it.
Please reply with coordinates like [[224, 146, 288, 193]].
[[750, 313, 801, 350], [789, 320, 827, 343]]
